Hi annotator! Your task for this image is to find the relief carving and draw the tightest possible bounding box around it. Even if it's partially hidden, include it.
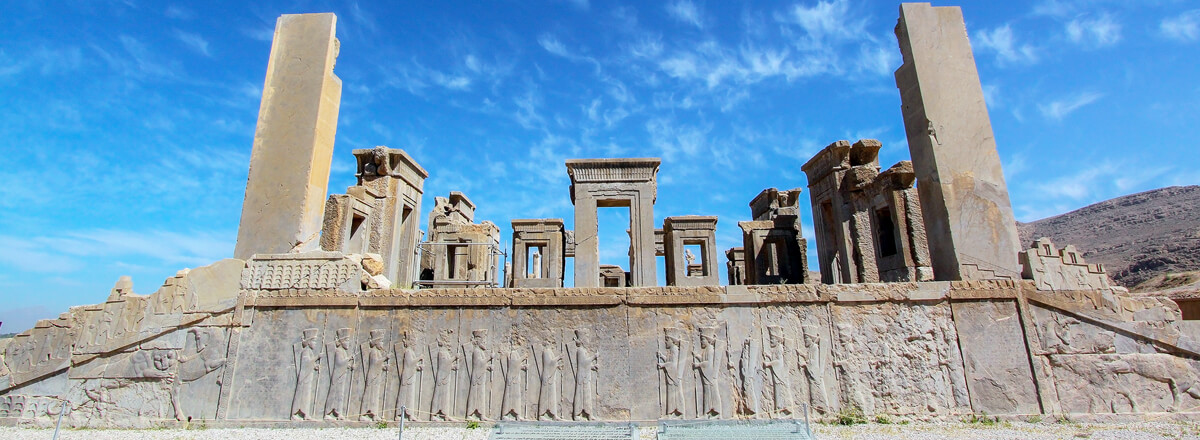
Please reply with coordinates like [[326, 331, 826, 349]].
[[569, 328, 598, 421], [735, 337, 762, 418], [692, 327, 721, 418], [499, 333, 528, 421], [799, 325, 829, 415], [657, 328, 685, 418], [393, 332, 423, 421], [324, 328, 355, 420], [430, 329, 458, 421], [463, 329, 493, 421], [534, 336, 563, 420], [763, 325, 793, 415], [359, 329, 389, 421], [290, 328, 322, 420], [179, 328, 227, 382]]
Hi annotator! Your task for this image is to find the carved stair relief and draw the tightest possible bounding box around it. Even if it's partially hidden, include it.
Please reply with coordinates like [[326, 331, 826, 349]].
[[499, 332, 528, 421], [533, 335, 563, 421], [429, 329, 458, 421], [463, 329, 493, 421], [657, 327, 685, 418], [762, 325, 793, 416], [692, 326, 722, 419], [359, 329, 389, 421], [323, 328, 354, 420], [569, 328, 598, 421], [393, 332, 423, 421], [290, 328, 322, 420]]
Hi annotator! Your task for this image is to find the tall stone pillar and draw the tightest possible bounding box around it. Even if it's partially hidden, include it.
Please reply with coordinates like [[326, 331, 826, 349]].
[[894, 3, 1021, 280], [234, 13, 342, 260]]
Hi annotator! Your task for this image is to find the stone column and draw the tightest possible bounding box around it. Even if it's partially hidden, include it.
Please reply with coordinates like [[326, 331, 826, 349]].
[[630, 188, 657, 287], [234, 13, 342, 259], [573, 195, 600, 287], [894, 3, 1021, 280]]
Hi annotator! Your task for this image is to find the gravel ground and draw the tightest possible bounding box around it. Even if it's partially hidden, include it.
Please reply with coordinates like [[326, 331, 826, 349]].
[[2, 421, 1199, 440]]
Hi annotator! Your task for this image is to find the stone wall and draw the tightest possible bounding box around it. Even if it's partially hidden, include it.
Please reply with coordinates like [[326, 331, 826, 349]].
[[3, 274, 1199, 427]]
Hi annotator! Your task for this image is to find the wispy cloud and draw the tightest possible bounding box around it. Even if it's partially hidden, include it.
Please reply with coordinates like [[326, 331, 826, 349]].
[[164, 5, 194, 20], [174, 29, 211, 57], [1066, 13, 1121, 48], [242, 26, 273, 42], [973, 25, 1038, 65], [1039, 91, 1103, 120], [348, 2, 379, 35], [784, 0, 863, 43], [666, 1, 705, 30], [646, 117, 710, 160], [1161, 10, 1200, 42]]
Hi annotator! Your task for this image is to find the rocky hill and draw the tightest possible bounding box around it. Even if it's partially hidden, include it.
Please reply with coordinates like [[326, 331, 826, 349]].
[[1017, 185, 1200, 289]]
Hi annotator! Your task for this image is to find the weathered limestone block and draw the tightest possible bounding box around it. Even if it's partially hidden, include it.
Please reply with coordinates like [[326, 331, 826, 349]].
[[420, 193, 501, 288], [1020, 238, 1113, 291], [952, 301, 1039, 414], [895, 3, 1022, 281], [240, 252, 362, 292], [803, 140, 932, 284], [739, 216, 808, 285], [726, 247, 745, 286], [323, 146, 428, 285], [828, 302, 967, 417], [235, 13, 342, 259]]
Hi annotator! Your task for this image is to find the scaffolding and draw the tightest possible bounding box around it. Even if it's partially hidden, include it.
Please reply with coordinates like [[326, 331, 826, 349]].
[[414, 241, 506, 288]]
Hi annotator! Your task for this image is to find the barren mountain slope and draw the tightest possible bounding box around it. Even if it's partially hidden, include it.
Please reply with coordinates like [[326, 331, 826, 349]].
[[1016, 185, 1200, 288]]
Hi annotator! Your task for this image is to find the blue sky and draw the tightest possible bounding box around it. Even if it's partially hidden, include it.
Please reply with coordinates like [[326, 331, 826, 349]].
[[2, 0, 1199, 333]]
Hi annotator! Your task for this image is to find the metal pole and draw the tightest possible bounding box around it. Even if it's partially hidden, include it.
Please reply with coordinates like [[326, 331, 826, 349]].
[[52, 400, 69, 440], [398, 405, 405, 440]]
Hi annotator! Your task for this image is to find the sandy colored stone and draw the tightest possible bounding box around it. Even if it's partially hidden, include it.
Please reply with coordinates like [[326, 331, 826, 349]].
[[234, 13, 342, 260], [895, 3, 1022, 281]]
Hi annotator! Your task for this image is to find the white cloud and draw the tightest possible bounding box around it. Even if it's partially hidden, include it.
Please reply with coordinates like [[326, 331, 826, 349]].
[[1066, 13, 1121, 48], [1161, 10, 1200, 42], [349, 2, 379, 34], [538, 34, 571, 58], [174, 29, 211, 57], [854, 43, 897, 76], [973, 25, 1038, 65], [666, 1, 705, 30], [645, 118, 709, 160], [164, 5, 194, 20], [786, 0, 860, 42], [1038, 92, 1103, 120]]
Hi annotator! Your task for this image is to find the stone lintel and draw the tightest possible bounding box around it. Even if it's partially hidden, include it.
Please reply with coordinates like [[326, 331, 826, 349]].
[[566, 158, 661, 185], [512, 218, 565, 232], [663, 215, 717, 231]]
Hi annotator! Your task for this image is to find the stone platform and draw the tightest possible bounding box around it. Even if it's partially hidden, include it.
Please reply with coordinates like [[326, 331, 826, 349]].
[[1, 259, 1196, 428]]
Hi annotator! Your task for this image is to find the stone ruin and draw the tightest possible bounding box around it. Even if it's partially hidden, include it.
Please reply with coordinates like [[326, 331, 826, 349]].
[[3, 4, 1200, 428], [802, 140, 932, 284]]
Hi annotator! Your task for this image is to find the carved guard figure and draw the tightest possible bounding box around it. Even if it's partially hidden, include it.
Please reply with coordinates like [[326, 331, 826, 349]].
[[291, 328, 322, 420], [763, 325, 793, 416], [569, 328, 598, 421], [464, 329, 493, 421], [360, 329, 390, 421], [324, 328, 355, 420], [657, 329, 685, 418], [394, 332, 423, 421], [693, 327, 721, 418], [430, 330, 458, 421]]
